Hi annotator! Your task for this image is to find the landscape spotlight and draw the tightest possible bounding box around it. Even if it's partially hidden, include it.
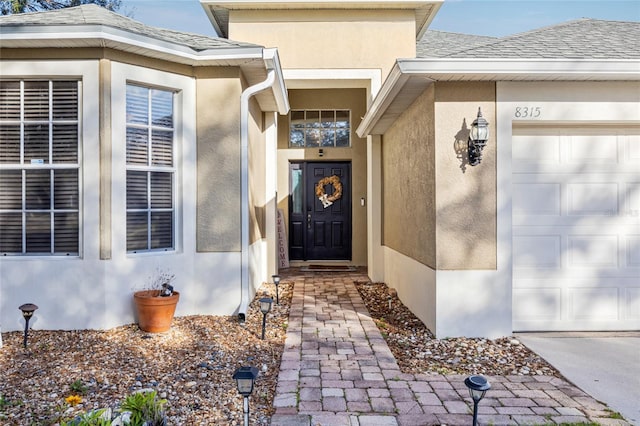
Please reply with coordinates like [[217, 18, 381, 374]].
[[232, 366, 258, 426], [272, 275, 281, 304], [19, 303, 38, 349], [465, 374, 491, 426], [259, 297, 273, 340]]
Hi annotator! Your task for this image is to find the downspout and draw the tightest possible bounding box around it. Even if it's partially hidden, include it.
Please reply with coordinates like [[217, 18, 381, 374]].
[[237, 67, 276, 323]]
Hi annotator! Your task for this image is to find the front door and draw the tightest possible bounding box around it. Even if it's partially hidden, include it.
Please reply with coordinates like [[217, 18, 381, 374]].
[[289, 162, 351, 261]]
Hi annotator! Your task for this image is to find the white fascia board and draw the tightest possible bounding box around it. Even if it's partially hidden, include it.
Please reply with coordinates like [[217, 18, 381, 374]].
[[415, 0, 442, 40], [202, 0, 438, 9], [201, 3, 225, 37], [262, 47, 290, 114], [357, 57, 640, 136], [356, 61, 433, 138], [398, 58, 640, 80], [0, 25, 264, 65]]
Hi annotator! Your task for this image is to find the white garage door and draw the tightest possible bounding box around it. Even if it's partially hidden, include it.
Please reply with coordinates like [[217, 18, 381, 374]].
[[512, 126, 640, 331]]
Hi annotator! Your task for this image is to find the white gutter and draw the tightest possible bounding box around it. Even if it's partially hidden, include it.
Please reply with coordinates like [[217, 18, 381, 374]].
[[0, 25, 266, 66], [237, 67, 277, 323]]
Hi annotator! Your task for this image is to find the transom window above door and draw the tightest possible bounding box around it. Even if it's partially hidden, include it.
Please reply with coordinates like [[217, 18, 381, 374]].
[[289, 110, 350, 148]]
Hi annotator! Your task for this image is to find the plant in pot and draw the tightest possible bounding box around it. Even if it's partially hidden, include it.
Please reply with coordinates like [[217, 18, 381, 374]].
[[133, 268, 179, 333]]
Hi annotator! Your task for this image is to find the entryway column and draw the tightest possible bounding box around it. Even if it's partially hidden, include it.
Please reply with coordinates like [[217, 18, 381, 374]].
[[367, 134, 384, 282]]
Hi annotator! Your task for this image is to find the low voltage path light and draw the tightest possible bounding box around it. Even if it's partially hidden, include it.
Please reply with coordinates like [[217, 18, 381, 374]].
[[272, 274, 281, 304], [233, 366, 258, 426], [465, 374, 491, 426], [468, 107, 489, 166], [259, 297, 273, 340], [19, 303, 38, 349]]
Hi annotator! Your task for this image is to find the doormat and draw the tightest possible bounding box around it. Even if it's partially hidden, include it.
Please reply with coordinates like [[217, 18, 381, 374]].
[[301, 265, 357, 272]]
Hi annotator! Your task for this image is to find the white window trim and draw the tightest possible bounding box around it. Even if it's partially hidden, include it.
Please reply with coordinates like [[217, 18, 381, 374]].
[[111, 62, 196, 258], [0, 61, 100, 259]]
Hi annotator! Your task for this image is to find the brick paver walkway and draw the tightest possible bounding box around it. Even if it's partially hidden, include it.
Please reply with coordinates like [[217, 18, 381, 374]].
[[270, 270, 629, 426]]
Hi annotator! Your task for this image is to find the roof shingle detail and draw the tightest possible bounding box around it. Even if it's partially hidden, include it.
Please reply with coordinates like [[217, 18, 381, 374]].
[[417, 30, 497, 58], [0, 4, 260, 51], [418, 19, 640, 59]]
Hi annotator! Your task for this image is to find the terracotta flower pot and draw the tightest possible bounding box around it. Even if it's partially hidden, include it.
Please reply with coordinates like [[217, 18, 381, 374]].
[[133, 290, 180, 333]]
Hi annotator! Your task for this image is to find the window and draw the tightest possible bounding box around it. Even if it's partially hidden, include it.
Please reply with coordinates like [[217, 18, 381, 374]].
[[289, 110, 350, 148], [0, 80, 80, 255], [126, 84, 175, 253]]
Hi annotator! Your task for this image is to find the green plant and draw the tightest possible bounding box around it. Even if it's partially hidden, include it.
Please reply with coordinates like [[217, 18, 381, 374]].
[[61, 409, 112, 426], [70, 379, 88, 395], [0, 394, 8, 410], [119, 390, 167, 426]]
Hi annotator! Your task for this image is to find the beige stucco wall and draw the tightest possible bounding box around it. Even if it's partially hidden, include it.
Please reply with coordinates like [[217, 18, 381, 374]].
[[382, 85, 437, 268], [381, 81, 497, 271], [434, 82, 496, 270], [228, 9, 416, 79], [195, 68, 243, 252], [276, 88, 368, 266]]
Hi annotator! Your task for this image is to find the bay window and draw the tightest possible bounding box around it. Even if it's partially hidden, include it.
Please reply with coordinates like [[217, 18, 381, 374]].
[[126, 84, 175, 253]]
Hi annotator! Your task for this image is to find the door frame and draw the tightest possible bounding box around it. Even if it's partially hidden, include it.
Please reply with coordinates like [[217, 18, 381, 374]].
[[288, 161, 352, 261]]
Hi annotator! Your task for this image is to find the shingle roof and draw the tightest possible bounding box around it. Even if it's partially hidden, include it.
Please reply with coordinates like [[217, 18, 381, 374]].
[[0, 4, 260, 51], [418, 19, 640, 59], [417, 30, 497, 58]]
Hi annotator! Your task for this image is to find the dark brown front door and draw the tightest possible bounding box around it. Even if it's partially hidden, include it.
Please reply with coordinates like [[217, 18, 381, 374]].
[[289, 162, 351, 261]]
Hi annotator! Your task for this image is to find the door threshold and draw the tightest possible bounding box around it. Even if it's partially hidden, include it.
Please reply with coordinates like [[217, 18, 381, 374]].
[[300, 265, 358, 272]]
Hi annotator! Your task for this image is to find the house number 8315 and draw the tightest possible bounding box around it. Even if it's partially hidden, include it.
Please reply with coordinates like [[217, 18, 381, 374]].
[[514, 106, 541, 118]]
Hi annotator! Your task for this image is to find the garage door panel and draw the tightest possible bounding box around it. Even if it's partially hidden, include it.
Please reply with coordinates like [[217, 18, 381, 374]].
[[513, 134, 561, 165], [627, 135, 640, 162], [626, 183, 640, 216], [513, 288, 561, 321], [513, 128, 640, 331], [568, 134, 619, 164], [513, 235, 561, 269], [569, 287, 619, 320], [627, 235, 640, 267], [567, 183, 619, 216], [513, 183, 561, 219], [567, 234, 618, 268], [627, 288, 640, 319]]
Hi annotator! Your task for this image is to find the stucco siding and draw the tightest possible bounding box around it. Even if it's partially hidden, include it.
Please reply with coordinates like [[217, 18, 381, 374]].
[[195, 68, 243, 252], [434, 82, 496, 270], [382, 85, 436, 268], [229, 10, 415, 79]]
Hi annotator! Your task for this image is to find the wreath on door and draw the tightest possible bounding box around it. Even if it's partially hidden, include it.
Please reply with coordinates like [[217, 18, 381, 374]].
[[316, 175, 343, 208]]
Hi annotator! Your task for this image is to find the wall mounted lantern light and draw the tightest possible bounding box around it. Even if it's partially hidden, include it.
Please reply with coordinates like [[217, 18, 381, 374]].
[[233, 365, 258, 426], [468, 107, 489, 166], [19, 303, 38, 348], [465, 374, 491, 426]]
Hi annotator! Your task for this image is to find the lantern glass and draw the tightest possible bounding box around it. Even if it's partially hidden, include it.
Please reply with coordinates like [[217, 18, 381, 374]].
[[469, 388, 487, 402], [19, 303, 38, 319], [272, 275, 281, 285], [236, 377, 254, 396], [470, 108, 489, 143], [233, 366, 258, 397], [259, 297, 272, 314], [464, 375, 491, 402]]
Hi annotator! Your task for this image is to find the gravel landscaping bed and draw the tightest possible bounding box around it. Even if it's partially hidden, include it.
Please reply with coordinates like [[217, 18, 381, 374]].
[[1, 274, 561, 425], [0, 282, 293, 426], [355, 281, 560, 378]]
